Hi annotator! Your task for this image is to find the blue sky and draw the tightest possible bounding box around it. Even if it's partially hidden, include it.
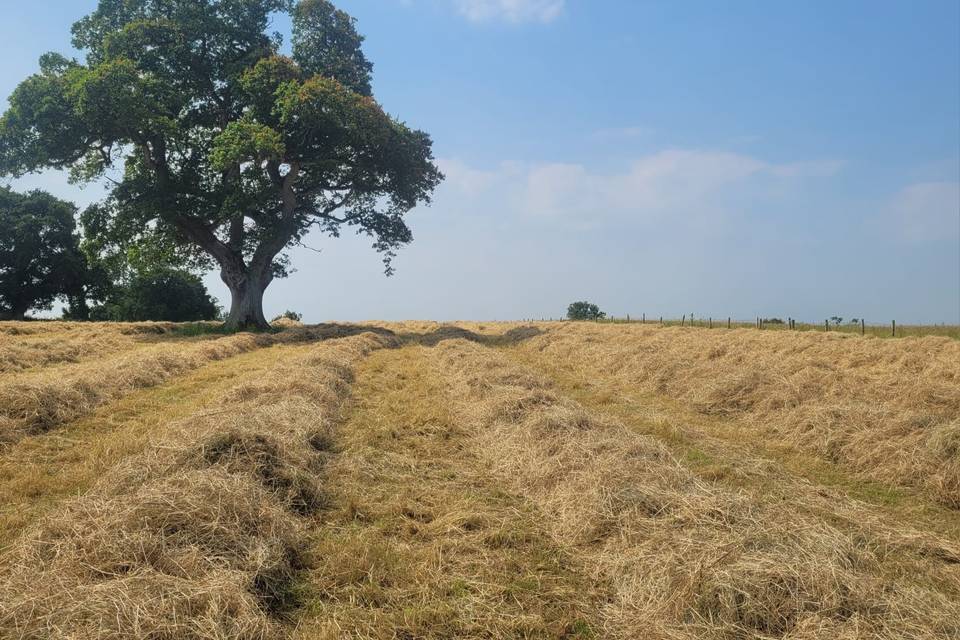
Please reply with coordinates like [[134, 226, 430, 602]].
[[2, 0, 958, 323]]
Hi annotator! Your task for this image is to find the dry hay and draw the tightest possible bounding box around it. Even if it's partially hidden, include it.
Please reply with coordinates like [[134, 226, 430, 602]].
[[0, 331, 392, 639], [0, 333, 270, 443], [289, 342, 606, 638], [0, 324, 375, 446], [0, 321, 240, 375], [0, 320, 187, 337], [0, 331, 138, 374], [518, 323, 960, 508], [271, 317, 303, 329], [430, 338, 960, 639]]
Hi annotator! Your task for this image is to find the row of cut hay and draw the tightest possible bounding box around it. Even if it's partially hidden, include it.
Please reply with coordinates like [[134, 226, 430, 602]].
[[517, 323, 960, 508], [429, 338, 960, 640], [0, 324, 367, 446], [0, 331, 394, 639], [0, 320, 197, 337], [0, 331, 144, 374]]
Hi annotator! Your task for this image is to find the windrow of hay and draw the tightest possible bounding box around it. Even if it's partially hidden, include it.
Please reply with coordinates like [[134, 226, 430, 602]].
[[0, 331, 394, 640], [429, 338, 960, 639], [0, 324, 374, 446], [0, 322, 237, 375], [518, 323, 960, 508], [0, 331, 141, 374], [0, 320, 192, 337]]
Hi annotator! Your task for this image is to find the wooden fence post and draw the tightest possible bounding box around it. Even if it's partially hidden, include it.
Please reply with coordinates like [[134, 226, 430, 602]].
[[642, 313, 645, 324], [825, 319, 829, 332], [709, 317, 712, 329], [861, 319, 865, 335], [892, 320, 896, 337], [727, 317, 731, 329], [681, 314, 686, 327]]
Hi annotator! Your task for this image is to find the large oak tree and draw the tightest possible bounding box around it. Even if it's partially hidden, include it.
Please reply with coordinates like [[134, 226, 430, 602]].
[[0, 0, 443, 329]]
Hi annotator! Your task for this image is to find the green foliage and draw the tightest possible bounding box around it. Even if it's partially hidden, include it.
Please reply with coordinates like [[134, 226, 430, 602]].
[[210, 119, 285, 171], [91, 269, 220, 322], [0, 0, 443, 328], [0, 187, 87, 319], [272, 309, 303, 322], [567, 301, 606, 321], [762, 317, 785, 324], [292, 0, 373, 96]]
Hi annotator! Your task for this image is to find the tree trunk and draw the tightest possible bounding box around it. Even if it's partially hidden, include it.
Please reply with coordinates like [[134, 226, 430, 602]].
[[222, 268, 271, 331]]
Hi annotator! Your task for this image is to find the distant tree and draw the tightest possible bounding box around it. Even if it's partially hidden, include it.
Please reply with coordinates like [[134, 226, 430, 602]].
[[272, 310, 303, 322], [0, 0, 443, 330], [91, 269, 219, 322], [0, 187, 87, 319], [61, 259, 112, 320], [830, 316, 843, 326], [762, 317, 785, 324], [567, 301, 606, 321]]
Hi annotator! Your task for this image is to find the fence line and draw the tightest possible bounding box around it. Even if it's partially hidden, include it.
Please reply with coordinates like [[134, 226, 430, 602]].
[[537, 315, 958, 339]]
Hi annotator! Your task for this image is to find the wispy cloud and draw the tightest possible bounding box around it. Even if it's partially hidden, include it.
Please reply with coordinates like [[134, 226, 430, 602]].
[[438, 149, 843, 225], [455, 0, 565, 24]]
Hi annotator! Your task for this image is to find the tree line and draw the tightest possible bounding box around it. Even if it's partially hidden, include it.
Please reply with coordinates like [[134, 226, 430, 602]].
[[0, 185, 218, 321]]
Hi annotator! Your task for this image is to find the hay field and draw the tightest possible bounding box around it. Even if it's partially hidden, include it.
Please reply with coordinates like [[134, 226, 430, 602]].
[[0, 321, 957, 639]]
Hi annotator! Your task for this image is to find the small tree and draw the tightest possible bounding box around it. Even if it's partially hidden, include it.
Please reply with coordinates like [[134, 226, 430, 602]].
[[567, 301, 606, 321], [830, 316, 844, 327], [0, 187, 87, 319], [91, 269, 219, 322], [272, 310, 303, 322]]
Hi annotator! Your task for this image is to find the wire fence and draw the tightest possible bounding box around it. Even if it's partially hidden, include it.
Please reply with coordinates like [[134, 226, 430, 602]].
[[521, 315, 960, 339]]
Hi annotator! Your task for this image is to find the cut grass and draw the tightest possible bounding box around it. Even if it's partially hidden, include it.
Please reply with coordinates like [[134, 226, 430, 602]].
[[0, 341, 321, 549], [2, 320, 959, 638], [516, 322, 960, 508], [0, 324, 374, 445], [294, 344, 603, 639], [430, 336, 960, 639], [0, 332, 390, 639], [504, 343, 960, 544]]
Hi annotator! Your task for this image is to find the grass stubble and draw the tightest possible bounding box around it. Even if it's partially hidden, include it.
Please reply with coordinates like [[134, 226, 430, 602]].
[[294, 343, 602, 639]]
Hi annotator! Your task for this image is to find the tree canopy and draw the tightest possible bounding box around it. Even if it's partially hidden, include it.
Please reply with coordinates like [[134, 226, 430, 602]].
[[0, 0, 443, 329], [567, 301, 606, 321], [90, 268, 220, 322], [0, 187, 86, 319]]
